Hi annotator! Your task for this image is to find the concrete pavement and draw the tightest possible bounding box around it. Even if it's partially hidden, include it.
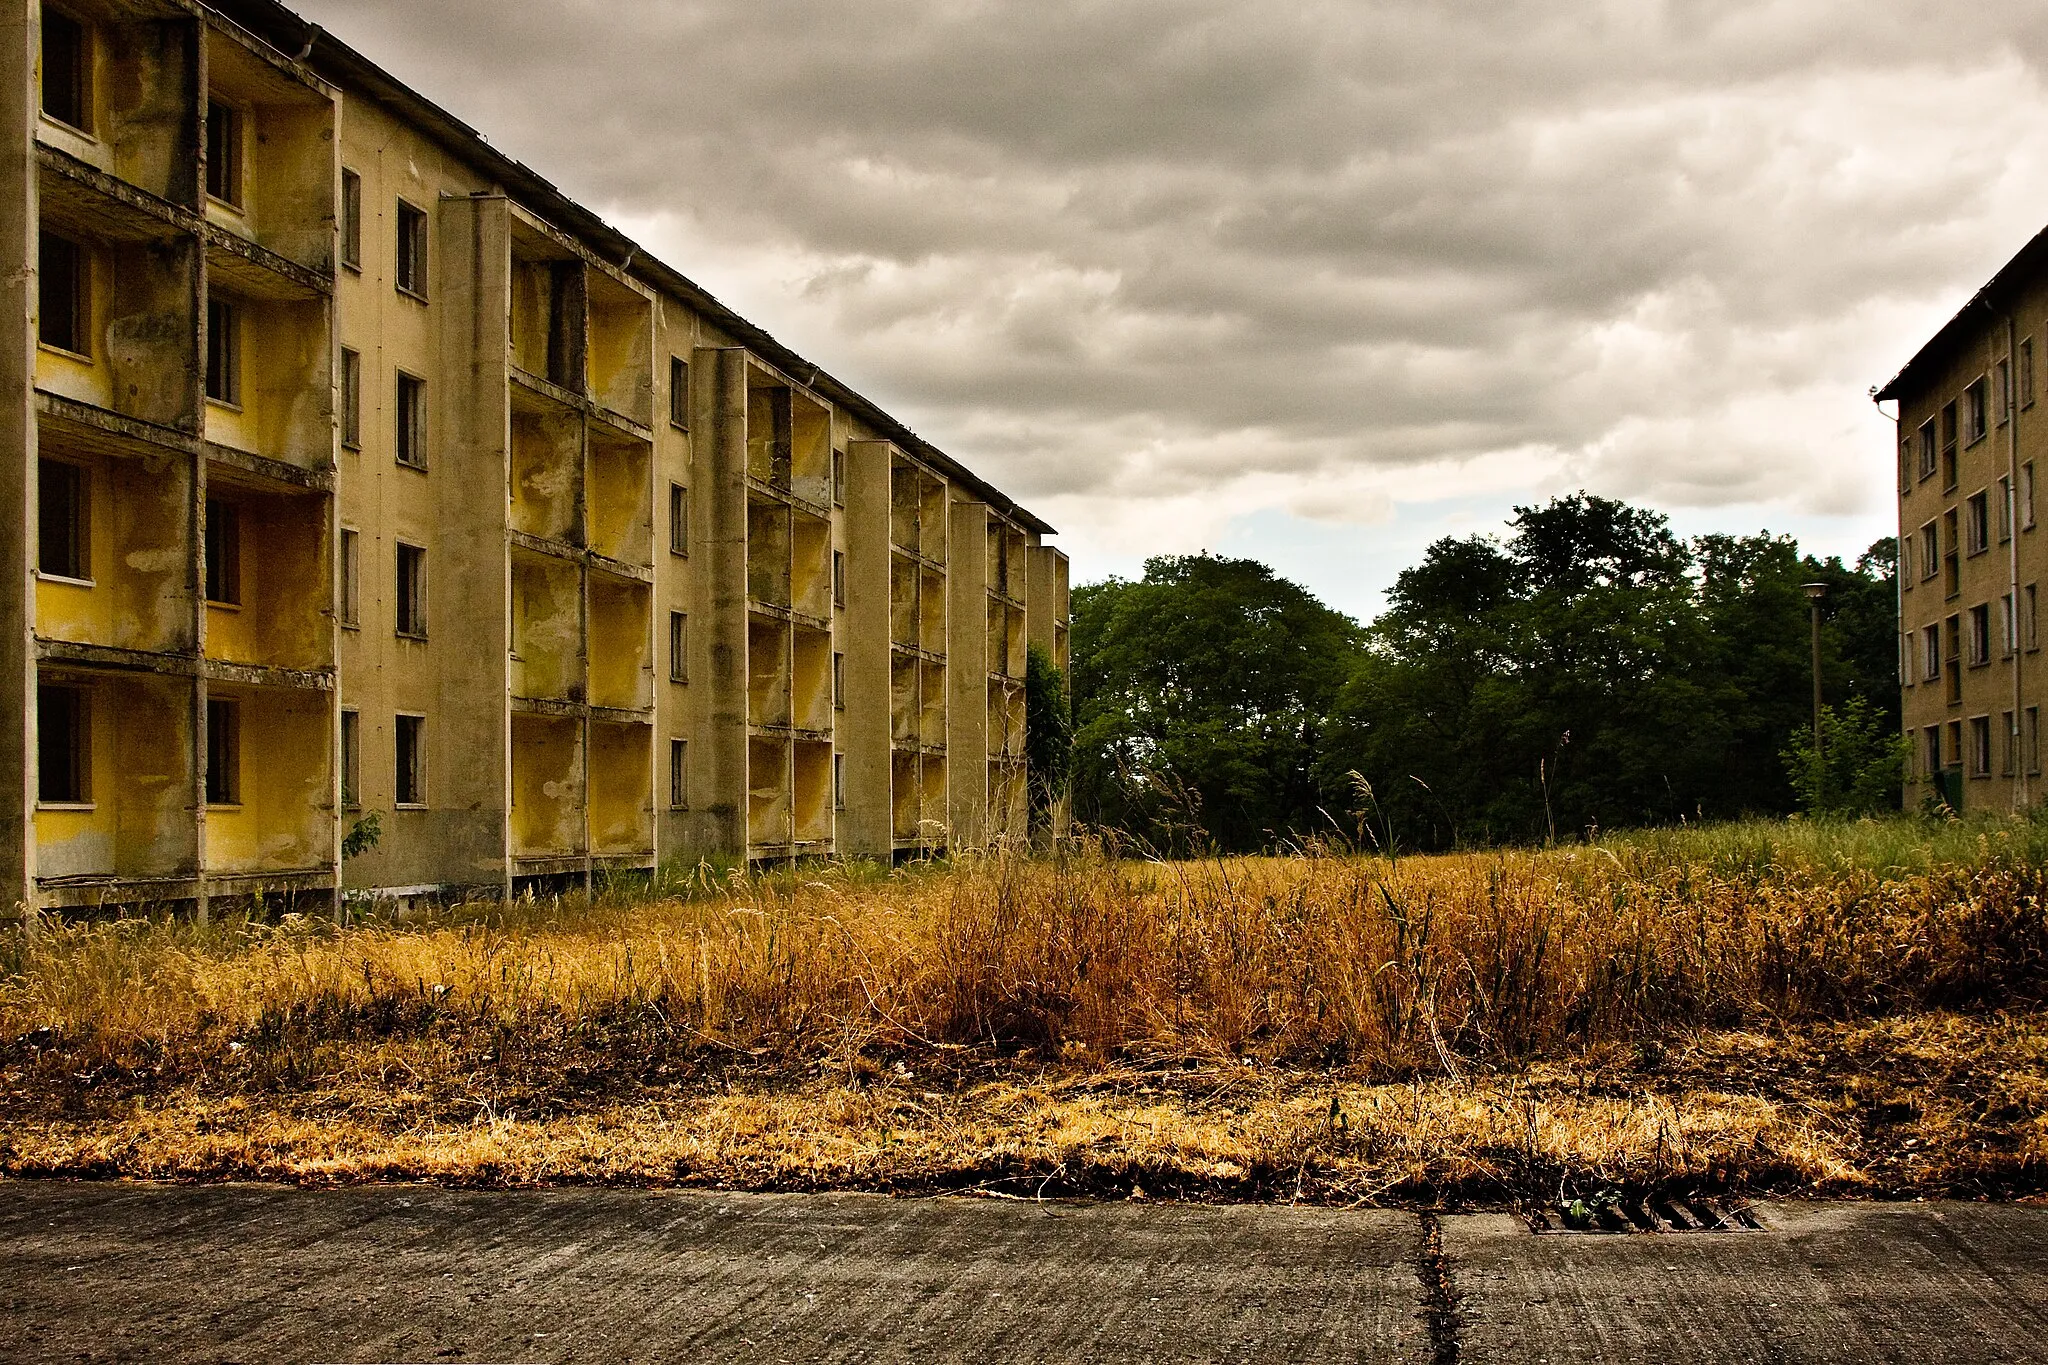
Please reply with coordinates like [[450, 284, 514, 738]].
[[0, 1181, 2042, 1363]]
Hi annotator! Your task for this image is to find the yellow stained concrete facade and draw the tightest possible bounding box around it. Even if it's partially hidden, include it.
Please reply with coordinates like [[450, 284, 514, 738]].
[[1, 0, 1067, 913], [1880, 226, 2048, 813]]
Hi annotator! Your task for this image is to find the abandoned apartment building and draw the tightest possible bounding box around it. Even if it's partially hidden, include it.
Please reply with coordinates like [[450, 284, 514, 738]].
[[1880, 223, 2048, 813], [0, 0, 1069, 914]]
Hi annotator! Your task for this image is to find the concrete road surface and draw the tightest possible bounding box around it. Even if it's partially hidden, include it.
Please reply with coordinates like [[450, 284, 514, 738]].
[[0, 1181, 2043, 1363]]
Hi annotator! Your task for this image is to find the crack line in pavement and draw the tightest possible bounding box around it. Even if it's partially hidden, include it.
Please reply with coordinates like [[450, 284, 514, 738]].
[[1417, 1213, 1462, 1365]]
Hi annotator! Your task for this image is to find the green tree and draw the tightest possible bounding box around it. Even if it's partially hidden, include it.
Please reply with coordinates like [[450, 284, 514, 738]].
[[1024, 641, 1073, 827], [1781, 697, 1910, 815], [1071, 554, 1361, 851]]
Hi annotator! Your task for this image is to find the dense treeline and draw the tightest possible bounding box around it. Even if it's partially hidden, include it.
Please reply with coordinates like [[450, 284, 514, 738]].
[[1070, 494, 1900, 852]]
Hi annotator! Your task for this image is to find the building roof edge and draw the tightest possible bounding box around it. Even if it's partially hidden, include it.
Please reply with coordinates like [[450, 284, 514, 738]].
[[1875, 222, 2048, 404], [203, 0, 1058, 536]]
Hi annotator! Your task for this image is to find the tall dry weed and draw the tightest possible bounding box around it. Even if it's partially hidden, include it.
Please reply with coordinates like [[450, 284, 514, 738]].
[[5, 825, 2047, 1082]]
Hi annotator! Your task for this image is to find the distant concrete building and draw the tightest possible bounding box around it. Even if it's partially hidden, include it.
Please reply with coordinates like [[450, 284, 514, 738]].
[[1878, 227, 2048, 812], [2, 0, 1068, 914]]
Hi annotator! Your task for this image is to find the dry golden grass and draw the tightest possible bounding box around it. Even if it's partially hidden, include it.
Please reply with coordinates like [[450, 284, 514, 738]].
[[3, 823, 2047, 1204]]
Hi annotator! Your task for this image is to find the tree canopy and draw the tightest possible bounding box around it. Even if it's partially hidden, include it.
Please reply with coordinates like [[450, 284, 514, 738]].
[[1069, 495, 1900, 852]]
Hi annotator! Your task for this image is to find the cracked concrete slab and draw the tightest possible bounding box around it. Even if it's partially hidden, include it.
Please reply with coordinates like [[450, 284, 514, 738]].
[[1443, 1201, 2048, 1364], [0, 1181, 1429, 1363]]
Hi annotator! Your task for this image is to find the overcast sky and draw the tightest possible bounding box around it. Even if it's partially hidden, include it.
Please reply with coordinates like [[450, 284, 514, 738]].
[[294, 0, 2048, 620]]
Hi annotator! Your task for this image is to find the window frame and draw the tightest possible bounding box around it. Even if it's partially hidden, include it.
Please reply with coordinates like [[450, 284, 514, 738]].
[[394, 712, 426, 808], [36, 682, 91, 808], [1970, 714, 1993, 778], [204, 496, 241, 607], [205, 695, 241, 806], [339, 168, 362, 272], [394, 370, 426, 469], [36, 229, 88, 358], [1966, 379, 1989, 445], [1968, 602, 1991, 666], [39, 7, 92, 135], [340, 708, 361, 809], [669, 482, 688, 556], [204, 295, 240, 408], [204, 98, 243, 209], [669, 737, 688, 810], [394, 198, 428, 299], [395, 541, 427, 639], [339, 526, 360, 628], [37, 457, 89, 583], [668, 610, 687, 683], [1967, 491, 1990, 556], [668, 355, 689, 429], [339, 346, 362, 450]]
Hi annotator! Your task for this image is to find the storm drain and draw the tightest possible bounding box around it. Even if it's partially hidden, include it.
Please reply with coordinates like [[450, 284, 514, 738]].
[[1535, 1195, 1764, 1234]]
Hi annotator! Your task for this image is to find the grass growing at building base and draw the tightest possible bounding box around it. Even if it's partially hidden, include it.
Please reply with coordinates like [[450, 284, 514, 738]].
[[3, 817, 2046, 1205]]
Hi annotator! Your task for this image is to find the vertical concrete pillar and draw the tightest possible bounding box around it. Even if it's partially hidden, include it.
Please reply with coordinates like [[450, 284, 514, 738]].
[[696, 346, 748, 857], [840, 440, 892, 858], [947, 498, 989, 850], [0, 0, 34, 914], [434, 193, 514, 896]]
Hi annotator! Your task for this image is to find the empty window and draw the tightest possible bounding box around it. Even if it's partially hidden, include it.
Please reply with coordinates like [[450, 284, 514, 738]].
[[1949, 719, 1964, 772], [832, 447, 845, 506], [2026, 339, 2037, 409], [833, 752, 845, 810], [40, 9, 89, 131], [669, 356, 689, 428], [204, 497, 240, 605], [340, 169, 362, 271], [669, 483, 688, 555], [37, 230, 85, 355], [1924, 725, 1941, 778], [2000, 476, 2014, 543], [1966, 380, 1989, 443], [1998, 359, 2012, 424], [669, 738, 688, 809], [395, 200, 427, 297], [833, 650, 844, 709], [395, 713, 424, 806], [340, 709, 360, 808], [2004, 710, 2018, 776], [669, 611, 687, 683], [1922, 625, 1941, 681], [1899, 535, 1912, 589], [1917, 419, 1936, 481], [340, 527, 359, 627], [36, 684, 88, 805], [1969, 603, 1990, 665], [2031, 707, 2043, 776], [1942, 401, 1959, 487], [339, 347, 361, 449], [1968, 492, 1989, 554], [205, 296, 239, 405], [2027, 462, 2038, 529], [2003, 592, 2016, 657], [205, 100, 241, 206], [38, 458, 87, 580], [395, 371, 425, 467], [395, 542, 425, 636], [1918, 522, 1938, 581], [1971, 715, 1993, 778], [833, 550, 846, 607], [2030, 584, 2040, 651], [205, 696, 240, 805]]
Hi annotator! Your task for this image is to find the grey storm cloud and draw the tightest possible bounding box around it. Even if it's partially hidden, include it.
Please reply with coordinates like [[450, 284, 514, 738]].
[[293, 0, 2048, 554]]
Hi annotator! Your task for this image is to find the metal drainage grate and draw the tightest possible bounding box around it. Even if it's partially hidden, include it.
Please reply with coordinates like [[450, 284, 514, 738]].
[[1537, 1195, 1764, 1234]]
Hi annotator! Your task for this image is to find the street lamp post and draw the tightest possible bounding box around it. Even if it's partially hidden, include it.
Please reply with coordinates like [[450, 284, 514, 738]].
[[1803, 581, 1828, 754]]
